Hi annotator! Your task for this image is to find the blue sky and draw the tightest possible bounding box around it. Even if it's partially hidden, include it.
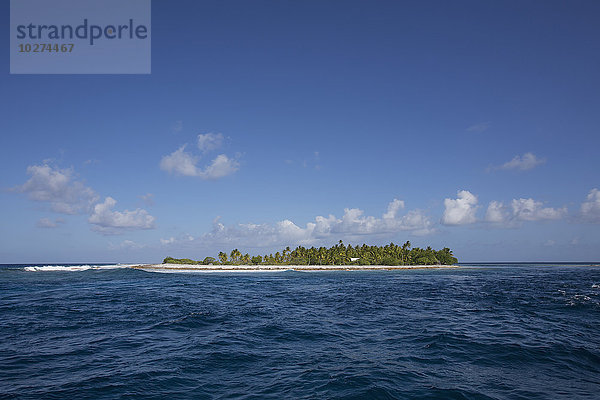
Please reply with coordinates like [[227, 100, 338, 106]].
[[1, 0, 599, 263]]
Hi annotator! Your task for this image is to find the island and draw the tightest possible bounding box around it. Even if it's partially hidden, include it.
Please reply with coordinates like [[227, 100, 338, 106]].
[[133, 241, 460, 272]]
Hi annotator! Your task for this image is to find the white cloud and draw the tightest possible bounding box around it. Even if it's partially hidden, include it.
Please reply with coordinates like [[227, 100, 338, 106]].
[[383, 199, 405, 219], [199, 154, 239, 179], [16, 162, 157, 235], [36, 217, 64, 228], [89, 197, 155, 235], [15, 163, 98, 214], [484, 198, 566, 225], [197, 132, 224, 152], [160, 237, 176, 245], [442, 190, 478, 225], [169, 199, 433, 248], [498, 152, 545, 171], [511, 198, 566, 221], [580, 188, 600, 223], [160, 145, 200, 176], [160, 145, 239, 179], [485, 201, 508, 223]]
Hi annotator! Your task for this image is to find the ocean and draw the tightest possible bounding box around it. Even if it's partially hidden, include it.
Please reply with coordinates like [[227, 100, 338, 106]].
[[1, 263, 599, 399]]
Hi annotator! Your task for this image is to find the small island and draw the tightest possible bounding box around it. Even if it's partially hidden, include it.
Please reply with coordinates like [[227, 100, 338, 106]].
[[134, 241, 459, 272]]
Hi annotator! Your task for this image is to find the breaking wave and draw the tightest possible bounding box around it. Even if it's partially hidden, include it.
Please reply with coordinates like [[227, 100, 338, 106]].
[[23, 264, 134, 272]]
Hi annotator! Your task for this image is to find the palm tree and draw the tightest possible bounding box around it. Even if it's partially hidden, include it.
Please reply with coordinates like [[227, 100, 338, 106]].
[[282, 246, 292, 264], [230, 249, 242, 264], [207, 240, 455, 268]]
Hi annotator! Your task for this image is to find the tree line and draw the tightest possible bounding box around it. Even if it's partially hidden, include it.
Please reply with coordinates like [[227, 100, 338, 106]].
[[163, 240, 458, 266]]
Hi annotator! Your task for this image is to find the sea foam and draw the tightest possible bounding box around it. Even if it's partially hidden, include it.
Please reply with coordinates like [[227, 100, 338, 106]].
[[23, 264, 132, 272]]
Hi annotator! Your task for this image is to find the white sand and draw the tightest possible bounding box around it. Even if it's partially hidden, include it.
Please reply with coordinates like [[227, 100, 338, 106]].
[[131, 263, 458, 272]]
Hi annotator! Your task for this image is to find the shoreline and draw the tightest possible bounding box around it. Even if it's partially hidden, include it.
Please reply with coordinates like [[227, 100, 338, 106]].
[[131, 263, 460, 272]]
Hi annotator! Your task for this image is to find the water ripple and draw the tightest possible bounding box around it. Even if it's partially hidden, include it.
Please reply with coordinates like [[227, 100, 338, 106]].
[[1, 264, 599, 399]]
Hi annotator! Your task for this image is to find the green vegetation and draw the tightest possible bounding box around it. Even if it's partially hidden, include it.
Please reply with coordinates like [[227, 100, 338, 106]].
[[163, 240, 458, 266], [162, 257, 200, 265]]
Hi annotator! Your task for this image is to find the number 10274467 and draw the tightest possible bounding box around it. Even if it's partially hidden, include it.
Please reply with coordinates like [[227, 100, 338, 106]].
[[18, 43, 74, 53]]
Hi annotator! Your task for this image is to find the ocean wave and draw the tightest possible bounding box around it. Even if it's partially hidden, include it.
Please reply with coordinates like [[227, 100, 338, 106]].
[[23, 264, 133, 272], [2, 263, 600, 399]]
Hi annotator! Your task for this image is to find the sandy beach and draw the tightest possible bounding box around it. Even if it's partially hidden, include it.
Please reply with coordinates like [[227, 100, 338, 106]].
[[131, 263, 459, 272]]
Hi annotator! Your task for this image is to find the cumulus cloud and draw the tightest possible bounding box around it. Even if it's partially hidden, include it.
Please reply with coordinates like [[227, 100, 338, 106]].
[[168, 199, 433, 248], [15, 163, 98, 214], [484, 201, 508, 223], [160, 145, 200, 176], [36, 217, 64, 228], [160, 145, 239, 179], [511, 198, 566, 221], [383, 199, 405, 219], [497, 152, 545, 171], [580, 188, 600, 223], [197, 132, 224, 152], [200, 154, 239, 179], [442, 190, 478, 225], [89, 197, 155, 235], [484, 198, 566, 225], [15, 162, 156, 235]]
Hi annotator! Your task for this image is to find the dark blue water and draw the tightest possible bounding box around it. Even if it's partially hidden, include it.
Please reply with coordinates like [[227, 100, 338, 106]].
[[1, 264, 599, 399]]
